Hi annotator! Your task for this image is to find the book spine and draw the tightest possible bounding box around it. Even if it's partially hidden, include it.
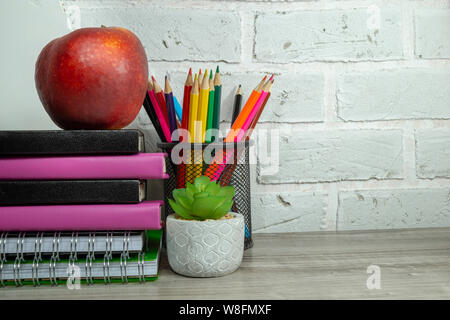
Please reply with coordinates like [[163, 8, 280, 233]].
[[0, 130, 144, 155], [0, 153, 168, 180], [0, 201, 163, 231], [0, 180, 145, 205]]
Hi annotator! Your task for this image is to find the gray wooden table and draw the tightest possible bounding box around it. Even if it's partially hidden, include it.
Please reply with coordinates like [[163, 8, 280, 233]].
[[1, 228, 449, 299]]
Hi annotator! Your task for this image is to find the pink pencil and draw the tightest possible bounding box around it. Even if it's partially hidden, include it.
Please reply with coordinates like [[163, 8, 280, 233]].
[[149, 89, 172, 142], [236, 91, 269, 141], [210, 80, 273, 181]]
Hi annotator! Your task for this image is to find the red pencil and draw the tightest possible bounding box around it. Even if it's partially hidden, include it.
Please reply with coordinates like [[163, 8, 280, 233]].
[[180, 68, 193, 142], [152, 76, 169, 125], [148, 81, 172, 143]]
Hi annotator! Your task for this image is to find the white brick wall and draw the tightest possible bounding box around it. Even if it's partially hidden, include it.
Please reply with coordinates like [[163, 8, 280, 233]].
[[63, 0, 450, 232], [255, 8, 403, 62]]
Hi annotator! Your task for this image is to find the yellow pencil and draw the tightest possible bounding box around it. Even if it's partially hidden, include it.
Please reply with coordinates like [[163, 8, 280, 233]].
[[186, 74, 201, 184], [198, 69, 210, 142], [188, 74, 199, 143], [198, 69, 203, 91]]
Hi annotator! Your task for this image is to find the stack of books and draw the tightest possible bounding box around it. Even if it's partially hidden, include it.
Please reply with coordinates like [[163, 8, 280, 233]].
[[0, 130, 168, 286]]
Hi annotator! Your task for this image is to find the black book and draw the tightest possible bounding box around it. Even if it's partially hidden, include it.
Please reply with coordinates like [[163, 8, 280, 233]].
[[0, 180, 146, 205], [0, 130, 144, 155]]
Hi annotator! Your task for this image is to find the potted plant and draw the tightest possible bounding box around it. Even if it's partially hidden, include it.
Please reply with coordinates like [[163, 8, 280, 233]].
[[166, 176, 244, 277]]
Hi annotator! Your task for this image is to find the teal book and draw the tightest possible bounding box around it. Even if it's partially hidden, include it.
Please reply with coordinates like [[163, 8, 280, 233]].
[[0, 230, 162, 286]]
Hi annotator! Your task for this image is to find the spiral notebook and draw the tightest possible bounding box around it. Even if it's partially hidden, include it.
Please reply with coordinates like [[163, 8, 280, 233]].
[[0, 231, 146, 256], [0, 230, 162, 286]]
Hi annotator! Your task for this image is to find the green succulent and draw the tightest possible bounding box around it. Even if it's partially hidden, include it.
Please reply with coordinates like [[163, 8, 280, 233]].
[[168, 176, 235, 221]]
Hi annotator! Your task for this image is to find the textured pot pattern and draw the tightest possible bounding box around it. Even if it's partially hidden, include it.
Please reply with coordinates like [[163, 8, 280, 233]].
[[166, 213, 245, 277]]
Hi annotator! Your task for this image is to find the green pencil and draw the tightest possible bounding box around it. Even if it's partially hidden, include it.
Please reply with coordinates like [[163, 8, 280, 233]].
[[212, 65, 222, 142], [206, 72, 215, 143]]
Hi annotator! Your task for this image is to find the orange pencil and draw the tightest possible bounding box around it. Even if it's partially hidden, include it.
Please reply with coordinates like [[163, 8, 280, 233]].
[[248, 75, 274, 135], [225, 76, 267, 142]]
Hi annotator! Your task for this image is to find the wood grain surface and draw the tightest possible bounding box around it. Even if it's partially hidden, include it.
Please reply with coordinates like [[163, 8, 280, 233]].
[[1, 228, 449, 300]]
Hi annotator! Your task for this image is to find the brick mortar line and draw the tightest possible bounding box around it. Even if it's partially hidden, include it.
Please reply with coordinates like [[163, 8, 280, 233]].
[[402, 124, 417, 183], [147, 60, 450, 74], [252, 177, 450, 194], [253, 120, 450, 130], [325, 183, 338, 231], [402, 1, 416, 61]]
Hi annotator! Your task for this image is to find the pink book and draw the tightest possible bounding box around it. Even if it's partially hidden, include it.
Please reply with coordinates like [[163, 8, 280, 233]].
[[0, 201, 164, 231], [0, 153, 169, 180]]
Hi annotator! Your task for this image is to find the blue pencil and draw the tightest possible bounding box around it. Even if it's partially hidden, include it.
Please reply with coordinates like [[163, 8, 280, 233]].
[[164, 76, 178, 141], [173, 95, 183, 122]]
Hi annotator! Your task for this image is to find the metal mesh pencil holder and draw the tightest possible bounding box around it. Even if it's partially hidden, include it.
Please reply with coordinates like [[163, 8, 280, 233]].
[[158, 140, 253, 250]]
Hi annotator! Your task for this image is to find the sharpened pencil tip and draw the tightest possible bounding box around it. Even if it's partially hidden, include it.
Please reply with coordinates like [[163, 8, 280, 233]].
[[210, 71, 213, 79], [189, 68, 192, 75], [151, 75, 156, 82], [238, 84, 241, 88], [216, 65, 220, 73], [269, 74, 274, 81], [199, 69, 202, 75]]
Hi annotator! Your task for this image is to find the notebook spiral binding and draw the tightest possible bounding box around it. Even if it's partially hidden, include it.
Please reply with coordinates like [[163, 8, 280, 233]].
[[68, 232, 79, 270], [49, 232, 61, 286], [13, 232, 26, 286], [85, 232, 95, 285], [32, 232, 43, 286], [137, 252, 146, 283], [0, 232, 8, 287], [103, 232, 113, 285], [0, 230, 148, 286], [120, 232, 131, 284]]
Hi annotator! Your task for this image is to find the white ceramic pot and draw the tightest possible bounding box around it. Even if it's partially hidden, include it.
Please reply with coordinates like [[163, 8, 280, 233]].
[[166, 213, 244, 277]]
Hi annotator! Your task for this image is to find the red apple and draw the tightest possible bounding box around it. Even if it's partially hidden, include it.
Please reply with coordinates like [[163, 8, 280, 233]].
[[35, 26, 148, 129]]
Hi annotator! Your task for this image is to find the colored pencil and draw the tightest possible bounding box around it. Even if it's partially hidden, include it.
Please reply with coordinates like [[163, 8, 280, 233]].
[[152, 76, 169, 125], [205, 72, 215, 143], [226, 76, 266, 142], [142, 85, 166, 142], [198, 69, 203, 91], [204, 76, 273, 181], [238, 79, 273, 142], [231, 85, 242, 127], [164, 77, 178, 142], [176, 69, 193, 188], [192, 72, 203, 181], [148, 83, 172, 143], [173, 95, 183, 122], [212, 65, 222, 142], [223, 78, 275, 188], [181, 68, 193, 138], [248, 75, 274, 137], [198, 69, 210, 142], [188, 74, 200, 143], [210, 85, 272, 180], [186, 75, 201, 184], [143, 69, 275, 187]]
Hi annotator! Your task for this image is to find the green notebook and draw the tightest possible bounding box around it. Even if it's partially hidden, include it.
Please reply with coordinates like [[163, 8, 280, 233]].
[[0, 230, 162, 286]]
